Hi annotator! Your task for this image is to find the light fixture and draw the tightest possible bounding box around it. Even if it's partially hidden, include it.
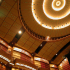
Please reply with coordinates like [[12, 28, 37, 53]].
[[0, 55, 10, 62], [32, 0, 70, 29], [40, 44, 42, 46], [52, 65, 54, 67], [56, 54, 57, 55], [34, 57, 41, 61], [18, 30, 22, 34], [1, 40, 3, 43], [52, 0, 66, 11], [16, 63, 36, 70], [43, 0, 69, 20], [9, 63, 14, 65], [56, 1, 61, 6]]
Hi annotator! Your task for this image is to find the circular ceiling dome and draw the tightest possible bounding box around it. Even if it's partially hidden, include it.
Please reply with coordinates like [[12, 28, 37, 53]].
[[32, 0, 70, 29], [19, 0, 70, 38]]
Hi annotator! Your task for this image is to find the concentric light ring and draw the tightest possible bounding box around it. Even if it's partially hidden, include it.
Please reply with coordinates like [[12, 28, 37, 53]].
[[32, 0, 70, 29]]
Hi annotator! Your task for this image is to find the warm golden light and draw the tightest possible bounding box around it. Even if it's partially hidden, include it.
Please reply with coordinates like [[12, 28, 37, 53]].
[[52, 0, 66, 11], [18, 30, 22, 34], [32, 0, 70, 29], [32, 0, 41, 25], [60, 64, 62, 67], [43, 0, 69, 20], [56, 1, 61, 6]]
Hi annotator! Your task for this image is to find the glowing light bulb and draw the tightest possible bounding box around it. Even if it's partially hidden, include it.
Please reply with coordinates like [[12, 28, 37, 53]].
[[18, 30, 22, 34], [32, 0, 70, 29], [56, 54, 57, 55]]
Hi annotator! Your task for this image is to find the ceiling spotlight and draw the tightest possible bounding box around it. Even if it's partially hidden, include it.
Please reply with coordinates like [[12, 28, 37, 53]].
[[56, 54, 57, 55], [56, 1, 61, 6], [40, 44, 42, 46], [18, 30, 22, 34]]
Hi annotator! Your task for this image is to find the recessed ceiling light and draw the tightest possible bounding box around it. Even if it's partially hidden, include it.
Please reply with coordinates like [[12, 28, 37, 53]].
[[56, 54, 57, 55], [32, 0, 69, 29], [18, 30, 22, 34], [40, 44, 42, 46]]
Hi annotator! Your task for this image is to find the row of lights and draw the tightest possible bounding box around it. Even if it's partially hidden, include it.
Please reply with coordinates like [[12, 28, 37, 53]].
[[9, 63, 14, 66], [0, 37, 31, 56], [13, 47, 31, 57], [0, 39, 12, 53], [32, 0, 70, 29], [16, 63, 36, 70], [0, 39, 11, 48], [34, 57, 49, 64], [43, 0, 69, 20], [0, 55, 10, 62], [18, 28, 50, 41], [60, 58, 67, 67]]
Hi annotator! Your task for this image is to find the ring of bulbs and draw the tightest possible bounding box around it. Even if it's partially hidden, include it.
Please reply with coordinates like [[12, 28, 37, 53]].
[[32, 0, 70, 29], [52, 0, 66, 11], [56, 1, 61, 6]]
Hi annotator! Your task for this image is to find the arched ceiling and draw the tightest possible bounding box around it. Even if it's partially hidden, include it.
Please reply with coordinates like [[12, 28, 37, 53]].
[[20, 0, 70, 38]]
